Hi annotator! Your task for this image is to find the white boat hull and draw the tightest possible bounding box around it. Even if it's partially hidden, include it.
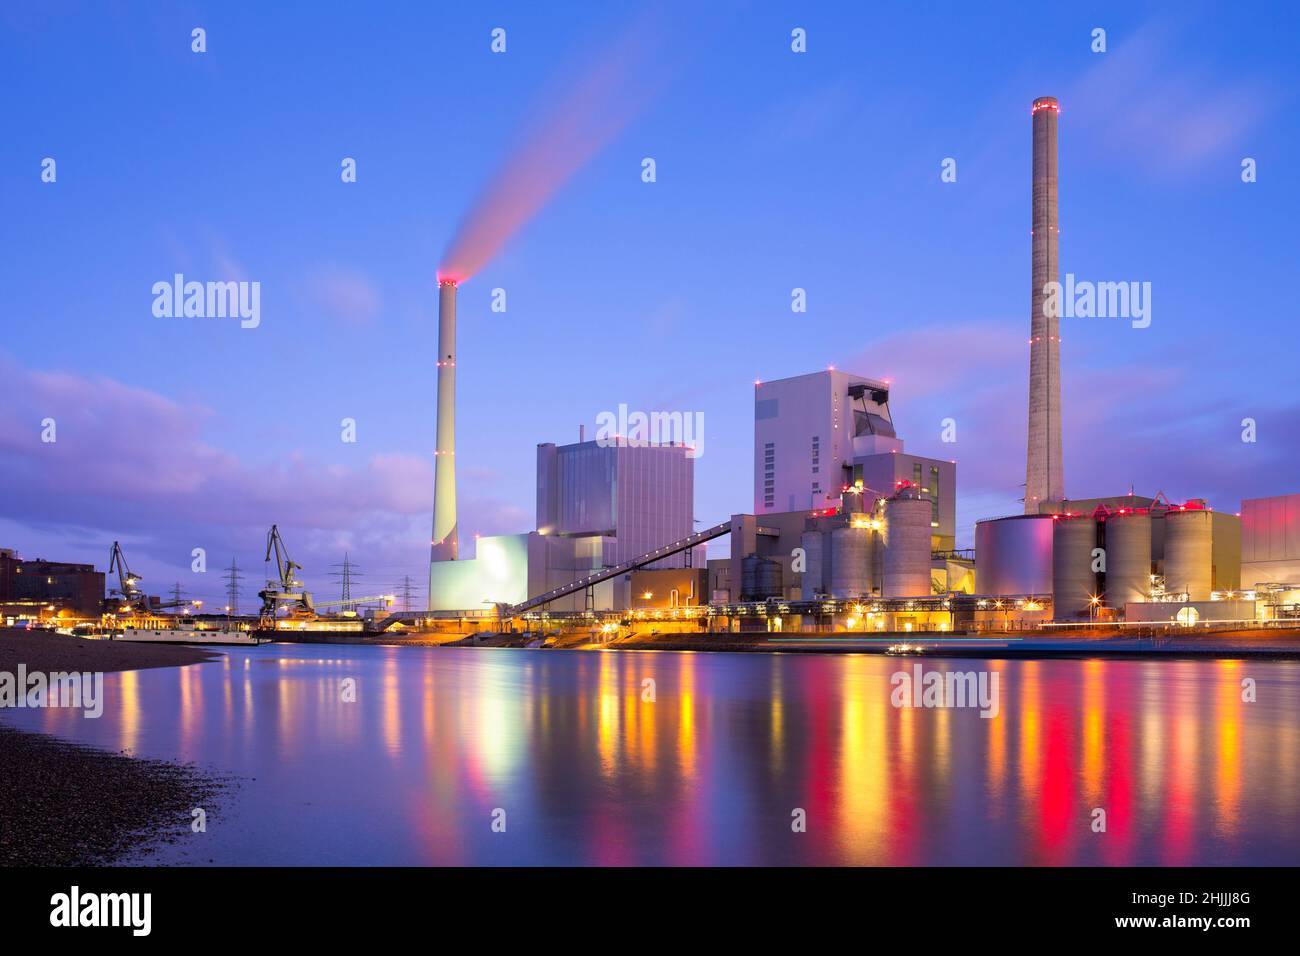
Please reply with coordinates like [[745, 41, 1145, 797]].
[[117, 628, 264, 646]]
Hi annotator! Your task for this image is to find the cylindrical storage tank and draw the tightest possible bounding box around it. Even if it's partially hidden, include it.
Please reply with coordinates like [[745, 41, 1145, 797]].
[[741, 555, 782, 600], [1163, 508, 1212, 601], [829, 526, 870, 598], [975, 514, 1054, 596], [1052, 516, 1097, 619], [755, 558, 782, 599], [740, 554, 757, 599], [1105, 511, 1151, 609], [800, 530, 825, 600], [883, 496, 932, 597]]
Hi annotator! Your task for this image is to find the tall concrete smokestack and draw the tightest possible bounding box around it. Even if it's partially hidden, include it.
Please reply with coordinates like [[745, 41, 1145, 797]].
[[430, 279, 458, 574], [1025, 95, 1064, 513]]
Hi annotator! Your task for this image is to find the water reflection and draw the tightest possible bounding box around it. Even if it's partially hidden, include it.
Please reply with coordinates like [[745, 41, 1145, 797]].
[[6, 646, 1299, 865]]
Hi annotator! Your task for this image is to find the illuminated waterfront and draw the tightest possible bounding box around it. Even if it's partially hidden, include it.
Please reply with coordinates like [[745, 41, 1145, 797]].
[[6, 645, 1299, 865]]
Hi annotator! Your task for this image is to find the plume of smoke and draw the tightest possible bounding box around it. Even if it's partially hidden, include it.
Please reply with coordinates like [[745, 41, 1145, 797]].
[[439, 8, 671, 283]]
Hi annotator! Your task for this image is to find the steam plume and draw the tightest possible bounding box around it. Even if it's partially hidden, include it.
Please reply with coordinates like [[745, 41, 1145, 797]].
[[439, 8, 670, 282]]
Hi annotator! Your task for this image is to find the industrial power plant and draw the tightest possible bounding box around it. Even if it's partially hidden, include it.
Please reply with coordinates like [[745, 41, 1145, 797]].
[[6, 96, 1299, 644], [411, 94, 1300, 642]]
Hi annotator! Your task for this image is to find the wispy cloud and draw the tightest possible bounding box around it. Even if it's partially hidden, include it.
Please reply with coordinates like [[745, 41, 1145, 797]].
[[0, 353, 523, 600], [1066, 19, 1271, 175], [298, 266, 382, 325]]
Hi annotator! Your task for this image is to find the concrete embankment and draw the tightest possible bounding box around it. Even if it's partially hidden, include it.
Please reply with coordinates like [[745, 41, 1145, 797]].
[[240, 623, 1300, 658], [424, 626, 1300, 658], [608, 629, 1300, 658]]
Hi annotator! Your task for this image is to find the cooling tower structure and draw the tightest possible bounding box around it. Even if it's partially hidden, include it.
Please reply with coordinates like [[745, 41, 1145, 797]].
[[429, 279, 459, 578], [1163, 506, 1213, 601], [1104, 510, 1152, 607], [1025, 96, 1065, 514], [1052, 515, 1097, 619], [882, 492, 932, 598]]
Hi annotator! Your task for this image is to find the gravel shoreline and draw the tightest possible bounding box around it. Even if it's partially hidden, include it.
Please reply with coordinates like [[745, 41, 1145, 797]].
[[1, 628, 225, 866], [0, 628, 219, 673], [0, 725, 224, 866]]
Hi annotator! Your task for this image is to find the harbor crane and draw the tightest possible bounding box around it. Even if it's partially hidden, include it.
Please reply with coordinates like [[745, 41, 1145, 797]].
[[257, 525, 394, 622], [107, 541, 199, 614], [259, 524, 315, 619], [108, 541, 145, 609]]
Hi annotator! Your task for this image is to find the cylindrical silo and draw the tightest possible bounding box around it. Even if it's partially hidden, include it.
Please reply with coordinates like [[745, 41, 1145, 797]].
[[871, 525, 885, 595], [800, 529, 825, 600], [1104, 510, 1151, 609], [741, 555, 782, 600], [741, 554, 757, 599], [883, 495, 932, 597], [829, 526, 870, 598], [975, 514, 1054, 595], [755, 558, 782, 599], [1052, 515, 1097, 619], [1163, 508, 1212, 601]]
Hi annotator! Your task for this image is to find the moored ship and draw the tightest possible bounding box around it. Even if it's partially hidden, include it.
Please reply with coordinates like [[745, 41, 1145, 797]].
[[116, 621, 268, 646]]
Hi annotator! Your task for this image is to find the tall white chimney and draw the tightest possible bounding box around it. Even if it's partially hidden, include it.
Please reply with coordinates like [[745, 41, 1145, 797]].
[[1025, 95, 1064, 513], [430, 279, 458, 579]]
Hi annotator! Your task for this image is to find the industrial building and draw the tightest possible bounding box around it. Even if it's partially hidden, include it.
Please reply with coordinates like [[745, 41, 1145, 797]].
[[975, 496, 1243, 623], [695, 368, 965, 627], [0, 548, 106, 621], [721, 483, 939, 604], [1055, 498, 1237, 619], [754, 369, 956, 548], [1236, 493, 1300, 621], [627, 567, 708, 610], [428, 437, 704, 613], [1241, 493, 1300, 586], [421, 357, 960, 627], [537, 438, 700, 570], [425, 272, 712, 618], [415, 93, 1299, 638], [963, 98, 1257, 629]]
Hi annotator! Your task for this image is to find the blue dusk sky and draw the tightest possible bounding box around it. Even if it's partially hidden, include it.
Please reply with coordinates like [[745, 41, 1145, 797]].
[[2, 1, 1297, 607]]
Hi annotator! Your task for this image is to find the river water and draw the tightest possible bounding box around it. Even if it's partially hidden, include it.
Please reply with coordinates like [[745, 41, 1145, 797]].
[[7, 644, 1300, 865]]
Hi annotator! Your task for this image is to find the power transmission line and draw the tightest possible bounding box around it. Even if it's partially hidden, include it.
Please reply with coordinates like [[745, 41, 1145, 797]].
[[394, 575, 424, 613], [224, 558, 246, 616], [329, 553, 364, 611]]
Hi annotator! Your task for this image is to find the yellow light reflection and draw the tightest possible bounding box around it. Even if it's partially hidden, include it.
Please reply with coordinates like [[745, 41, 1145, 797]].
[[1081, 658, 1105, 802], [117, 669, 140, 754], [677, 654, 696, 780], [596, 651, 620, 776], [1214, 659, 1241, 835], [1018, 660, 1041, 815], [838, 658, 887, 862]]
